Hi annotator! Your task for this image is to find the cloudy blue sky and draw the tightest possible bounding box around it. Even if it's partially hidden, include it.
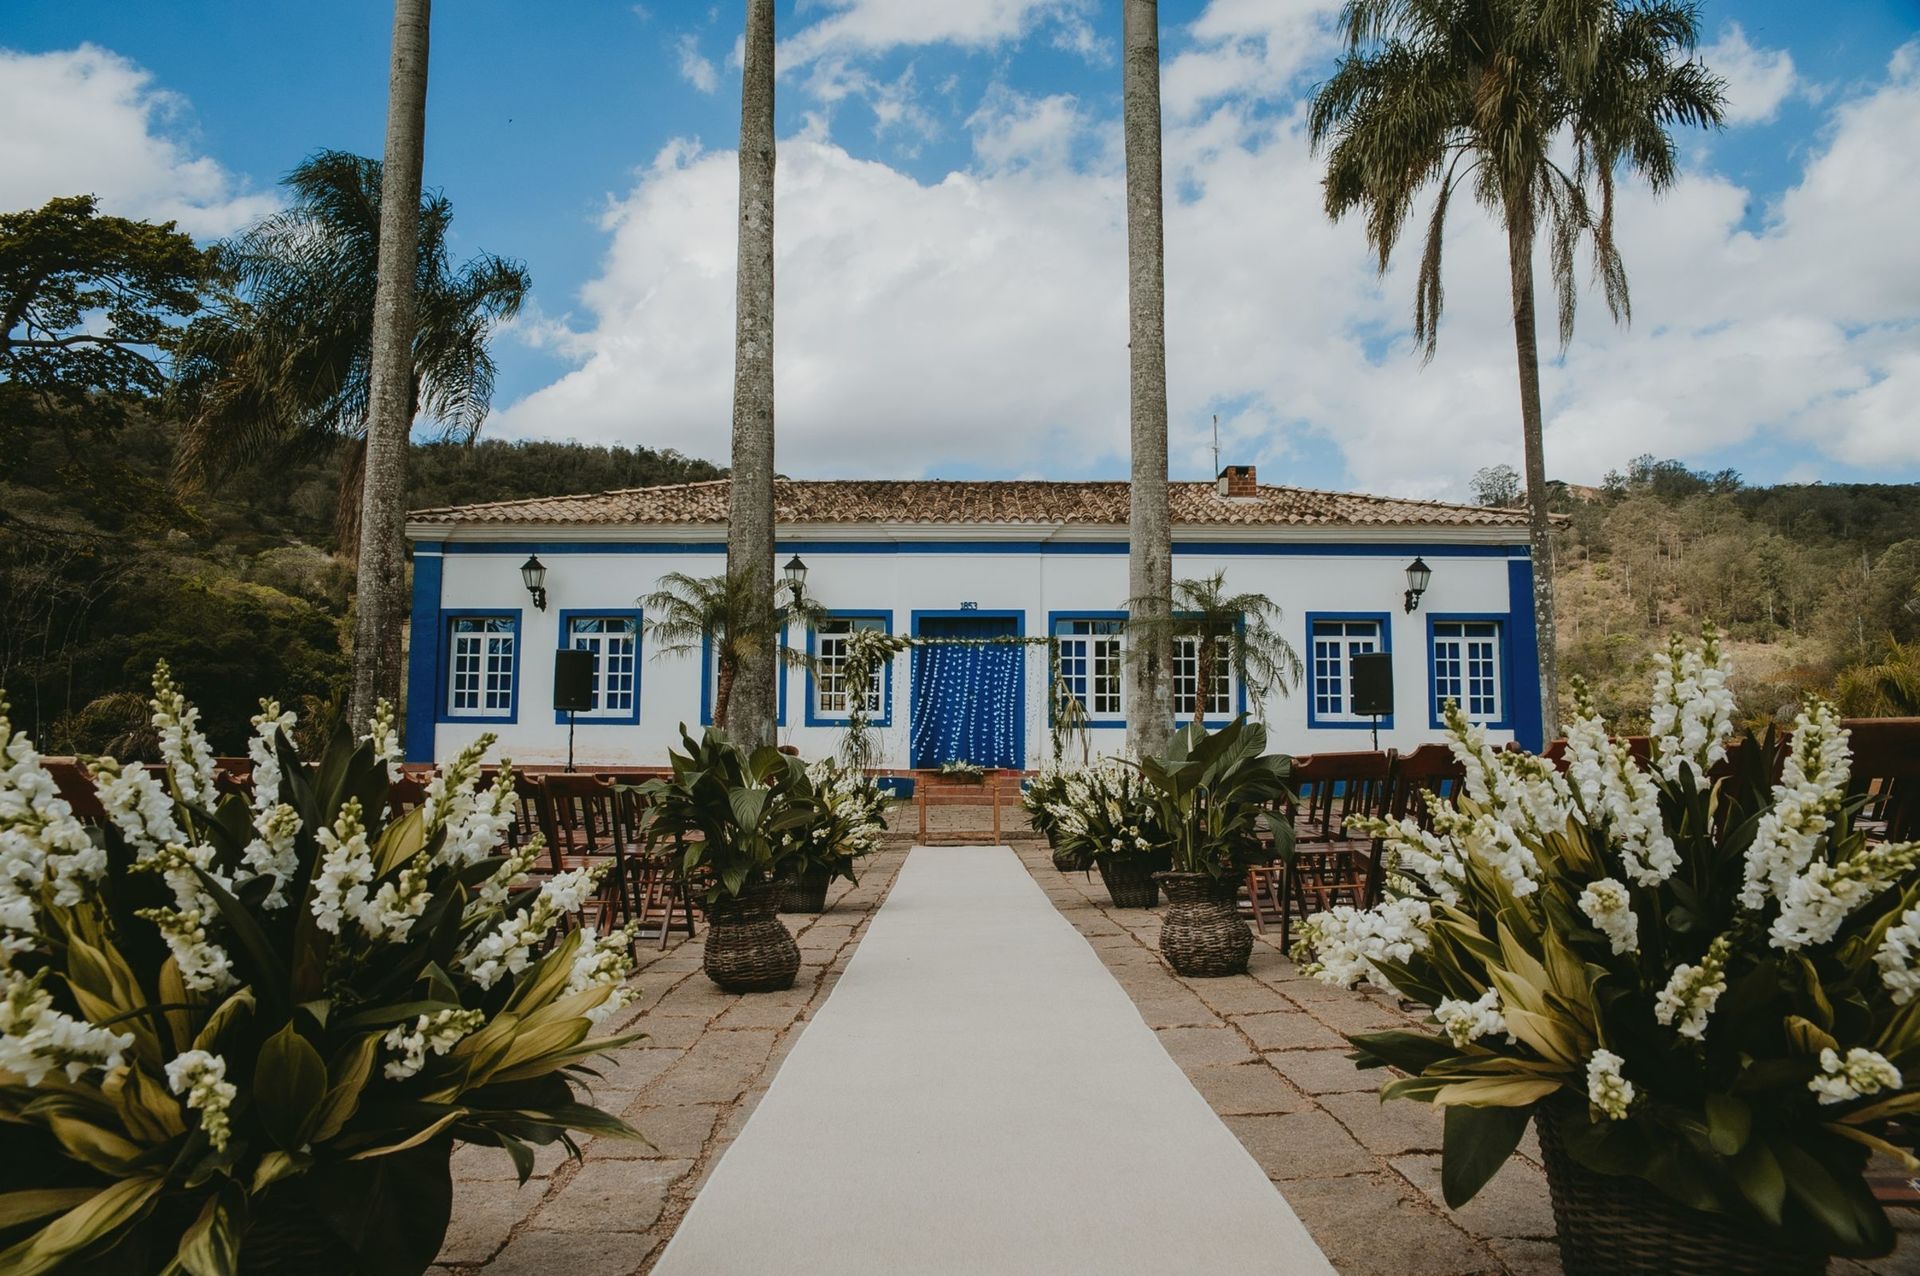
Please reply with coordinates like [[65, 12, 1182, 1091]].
[[5, 0, 1917, 498]]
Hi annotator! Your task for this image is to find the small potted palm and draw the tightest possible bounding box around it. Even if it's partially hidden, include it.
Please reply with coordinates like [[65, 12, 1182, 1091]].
[[641, 727, 819, 992], [1045, 760, 1170, 907], [0, 669, 643, 1274], [779, 758, 888, 913], [1137, 717, 1293, 976]]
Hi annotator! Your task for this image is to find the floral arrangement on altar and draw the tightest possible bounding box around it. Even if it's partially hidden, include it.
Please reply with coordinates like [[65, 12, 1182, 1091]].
[[935, 759, 987, 781], [1292, 627, 1919, 1260], [0, 666, 642, 1273]]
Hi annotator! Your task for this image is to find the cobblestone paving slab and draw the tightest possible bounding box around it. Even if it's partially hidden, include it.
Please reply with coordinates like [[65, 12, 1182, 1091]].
[[1014, 841, 1920, 1276], [433, 845, 911, 1275]]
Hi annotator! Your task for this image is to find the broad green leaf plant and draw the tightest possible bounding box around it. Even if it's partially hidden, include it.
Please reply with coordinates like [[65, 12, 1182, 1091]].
[[1134, 717, 1294, 878], [776, 759, 887, 887], [639, 726, 823, 902], [0, 665, 643, 1273], [1293, 627, 1920, 1258]]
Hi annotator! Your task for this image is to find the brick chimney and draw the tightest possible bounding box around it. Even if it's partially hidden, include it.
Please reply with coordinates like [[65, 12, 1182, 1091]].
[[1216, 465, 1257, 498]]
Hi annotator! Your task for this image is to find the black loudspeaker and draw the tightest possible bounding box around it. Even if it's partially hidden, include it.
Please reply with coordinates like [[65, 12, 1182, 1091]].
[[1350, 652, 1394, 717], [553, 649, 595, 712]]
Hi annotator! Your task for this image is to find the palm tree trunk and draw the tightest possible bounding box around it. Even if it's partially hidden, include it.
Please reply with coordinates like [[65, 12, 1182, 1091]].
[[726, 0, 777, 753], [348, 0, 430, 734], [1123, 0, 1173, 762], [1504, 203, 1562, 743], [714, 655, 736, 731], [1192, 633, 1212, 733]]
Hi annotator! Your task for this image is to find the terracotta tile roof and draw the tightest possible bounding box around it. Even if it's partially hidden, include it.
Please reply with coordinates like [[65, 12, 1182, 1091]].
[[408, 478, 1531, 529]]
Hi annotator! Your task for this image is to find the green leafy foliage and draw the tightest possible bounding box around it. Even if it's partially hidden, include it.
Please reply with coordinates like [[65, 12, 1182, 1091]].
[[639, 726, 823, 900], [1133, 717, 1292, 878]]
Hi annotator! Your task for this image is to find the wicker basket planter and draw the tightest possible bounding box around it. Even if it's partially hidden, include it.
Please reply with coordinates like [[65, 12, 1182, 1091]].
[[1536, 1109, 1828, 1276], [1153, 871, 1251, 977], [239, 1207, 358, 1276], [704, 880, 801, 992], [1097, 856, 1160, 908], [781, 863, 834, 914]]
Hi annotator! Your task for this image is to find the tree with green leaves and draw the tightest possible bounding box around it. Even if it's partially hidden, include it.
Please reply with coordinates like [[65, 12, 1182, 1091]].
[[640, 571, 821, 731], [1130, 572, 1303, 731], [173, 150, 528, 557], [1310, 0, 1725, 740], [1, 195, 214, 440]]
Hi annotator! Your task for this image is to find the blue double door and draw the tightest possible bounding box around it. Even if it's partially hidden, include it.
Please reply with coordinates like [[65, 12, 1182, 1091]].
[[910, 615, 1024, 770]]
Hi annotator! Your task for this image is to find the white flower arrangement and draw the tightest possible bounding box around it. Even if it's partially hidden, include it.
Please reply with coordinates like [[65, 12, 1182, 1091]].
[[164, 1049, 238, 1152]]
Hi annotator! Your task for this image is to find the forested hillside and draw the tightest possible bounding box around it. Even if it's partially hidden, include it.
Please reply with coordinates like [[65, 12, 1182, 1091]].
[[1, 425, 720, 754], [1548, 457, 1920, 730]]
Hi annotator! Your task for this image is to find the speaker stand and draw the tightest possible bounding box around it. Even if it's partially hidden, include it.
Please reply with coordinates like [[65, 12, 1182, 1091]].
[[566, 709, 577, 774], [1370, 713, 1380, 752]]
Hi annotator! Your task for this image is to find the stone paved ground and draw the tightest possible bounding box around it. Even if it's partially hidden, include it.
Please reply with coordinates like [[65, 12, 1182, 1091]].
[[1015, 841, 1920, 1276], [433, 845, 909, 1275]]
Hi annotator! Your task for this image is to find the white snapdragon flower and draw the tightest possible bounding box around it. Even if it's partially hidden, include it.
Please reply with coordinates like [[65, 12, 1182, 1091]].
[[1578, 878, 1639, 956], [236, 700, 301, 907], [1563, 685, 1680, 887], [460, 863, 610, 989], [1351, 814, 1463, 905], [90, 757, 185, 852], [1, 701, 103, 929], [364, 698, 403, 781], [164, 1049, 237, 1151], [1294, 897, 1433, 988], [1443, 703, 1572, 839], [473, 840, 544, 911], [149, 663, 218, 810], [1462, 814, 1540, 897], [135, 905, 234, 992], [1648, 627, 1736, 783], [1586, 1049, 1635, 1119], [1741, 700, 1851, 912], [1435, 989, 1507, 1048], [0, 972, 135, 1085], [421, 736, 497, 842], [1770, 839, 1920, 951], [356, 854, 433, 942], [440, 759, 519, 868], [1653, 936, 1730, 1041], [382, 1007, 485, 1080], [1809, 1047, 1902, 1106], [1875, 905, 1920, 1005], [566, 927, 637, 1025], [310, 798, 376, 936]]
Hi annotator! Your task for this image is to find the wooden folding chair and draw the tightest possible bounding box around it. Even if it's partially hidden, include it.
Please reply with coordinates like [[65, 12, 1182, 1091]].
[[533, 774, 632, 935], [1278, 751, 1395, 948], [1844, 718, 1920, 844]]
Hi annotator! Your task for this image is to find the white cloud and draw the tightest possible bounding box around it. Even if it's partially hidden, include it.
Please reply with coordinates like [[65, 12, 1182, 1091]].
[[781, 0, 1101, 68], [675, 33, 719, 94], [497, 36, 1920, 494], [1163, 0, 1343, 118], [0, 44, 274, 237], [1702, 23, 1798, 125]]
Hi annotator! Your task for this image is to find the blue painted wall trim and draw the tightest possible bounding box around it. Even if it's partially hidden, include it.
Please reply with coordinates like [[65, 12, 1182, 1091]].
[[1424, 611, 1515, 733], [404, 552, 444, 762], [700, 628, 789, 727], [1046, 610, 1129, 729], [553, 609, 644, 725], [1506, 558, 1545, 751], [804, 610, 894, 728], [434, 608, 524, 726], [909, 609, 1026, 770], [1304, 611, 1395, 731], [424, 538, 1529, 559]]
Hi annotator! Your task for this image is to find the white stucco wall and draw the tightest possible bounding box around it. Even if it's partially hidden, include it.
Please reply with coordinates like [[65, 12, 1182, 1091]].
[[409, 526, 1535, 770]]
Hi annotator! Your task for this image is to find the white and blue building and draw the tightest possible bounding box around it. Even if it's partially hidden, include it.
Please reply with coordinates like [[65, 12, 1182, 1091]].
[[403, 468, 1544, 770]]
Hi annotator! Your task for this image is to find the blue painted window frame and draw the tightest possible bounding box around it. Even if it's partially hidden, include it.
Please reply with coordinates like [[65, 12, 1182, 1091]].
[[1305, 612, 1394, 730], [806, 611, 893, 727], [1426, 614, 1511, 729], [554, 609, 642, 725], [1169, 616, 1250, 728], [700, 627, 789, 727], [437, 609, 522, 725], [1048, 611, 1128, 729]]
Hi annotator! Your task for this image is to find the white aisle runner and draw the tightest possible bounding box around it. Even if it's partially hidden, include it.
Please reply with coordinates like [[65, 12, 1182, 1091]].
[[652, 846, 1336, 1275]]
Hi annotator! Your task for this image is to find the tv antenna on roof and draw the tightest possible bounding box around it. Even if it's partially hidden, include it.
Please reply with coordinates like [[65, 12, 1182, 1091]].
[[1211, 414, 1220, 475]]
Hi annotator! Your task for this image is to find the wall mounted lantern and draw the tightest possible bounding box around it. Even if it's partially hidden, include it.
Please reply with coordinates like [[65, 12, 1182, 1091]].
[[1403, 557, 1432, 613], [521, 554, 548, 611], [783, 554, 809, 604]]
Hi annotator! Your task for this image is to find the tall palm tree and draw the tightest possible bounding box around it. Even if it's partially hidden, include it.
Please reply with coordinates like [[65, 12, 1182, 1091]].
[[641, 571, 821, 730], [1122, 0, 1173, 760], [1130, 573, 1304, 732], [1309, 0, 1724, 741], [726, 0, 779, 752], [349, 0, 435, 731], [174, 150, 528, 554]]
